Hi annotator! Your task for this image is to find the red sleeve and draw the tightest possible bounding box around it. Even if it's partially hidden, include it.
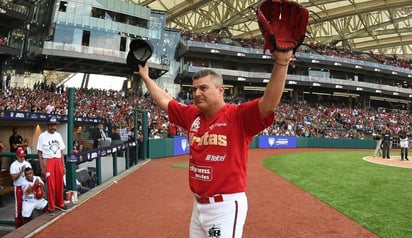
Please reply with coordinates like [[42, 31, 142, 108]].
[[237, 98, 274, 136], [168, 100, 199, 131]]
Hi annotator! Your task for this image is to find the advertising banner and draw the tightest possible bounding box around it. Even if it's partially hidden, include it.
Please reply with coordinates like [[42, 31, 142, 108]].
[[173, 136, 190, 156], [259, 136, 297, 148]]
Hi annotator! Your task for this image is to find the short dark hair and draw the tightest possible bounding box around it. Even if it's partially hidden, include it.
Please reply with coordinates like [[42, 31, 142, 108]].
[[24, 167, 33, 172], [193, 69, 222, 80]]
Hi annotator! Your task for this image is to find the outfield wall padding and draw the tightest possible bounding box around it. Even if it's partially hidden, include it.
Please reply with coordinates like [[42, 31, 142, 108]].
[[148, 138, 174, 158], [296, 137, 375, 149], [147, 136, 375, 158]]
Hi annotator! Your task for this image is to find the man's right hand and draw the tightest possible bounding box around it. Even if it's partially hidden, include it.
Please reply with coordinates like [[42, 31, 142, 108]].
[[136, 64, 150, 80]]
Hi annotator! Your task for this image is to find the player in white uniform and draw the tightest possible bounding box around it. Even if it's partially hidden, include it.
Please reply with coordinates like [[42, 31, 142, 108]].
[[136, 48, 292, 237], [21, 167, 48, 222], [37, 115, 67, 215], [10, 147, 32, 228], [399, 127, 409, 161]]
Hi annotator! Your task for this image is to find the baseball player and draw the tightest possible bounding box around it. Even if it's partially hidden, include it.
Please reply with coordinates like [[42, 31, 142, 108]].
[[21, 167, 48, 223], [372, 129, 382, 157], [133, 1, 308, 236], [139, 61, 291, 237], [37, 115, 67, 215], [399, 126, 409, 161], [10, 147, 32, 228], [381, 126, 392, 159]]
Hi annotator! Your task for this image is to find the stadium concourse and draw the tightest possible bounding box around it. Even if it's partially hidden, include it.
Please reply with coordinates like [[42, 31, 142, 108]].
[[8, 148, 411, 237]]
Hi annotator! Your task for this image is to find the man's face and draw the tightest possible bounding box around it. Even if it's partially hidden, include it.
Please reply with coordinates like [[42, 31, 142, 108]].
[[47, 124, 57, 133], [16, 156, 25, 162], [24, 170, 34, 182], [192, 75, 224, 111]]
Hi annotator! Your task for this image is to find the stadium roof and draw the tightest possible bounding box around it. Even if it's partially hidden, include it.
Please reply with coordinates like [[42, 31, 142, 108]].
[[130, 0, 412, 59]]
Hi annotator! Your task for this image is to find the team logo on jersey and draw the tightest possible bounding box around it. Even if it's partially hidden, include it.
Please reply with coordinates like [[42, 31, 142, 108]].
[[48, 140, 61, 155], [208, 224, 221, 238], [190, 117, 201, 132]]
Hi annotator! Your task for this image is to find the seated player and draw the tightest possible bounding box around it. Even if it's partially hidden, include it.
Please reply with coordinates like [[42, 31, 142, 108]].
[[21, 167, 48, 222]]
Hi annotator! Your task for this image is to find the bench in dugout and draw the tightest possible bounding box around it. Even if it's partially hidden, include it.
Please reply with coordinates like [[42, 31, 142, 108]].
[[0, 171, 13, 207]]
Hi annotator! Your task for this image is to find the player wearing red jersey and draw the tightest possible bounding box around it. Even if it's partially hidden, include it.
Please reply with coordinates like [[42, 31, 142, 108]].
[[136, 46, 292, 237]]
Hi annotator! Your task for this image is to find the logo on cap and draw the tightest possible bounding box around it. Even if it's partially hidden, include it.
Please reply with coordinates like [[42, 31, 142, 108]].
[[47, 116, 59, 125], [16, 147, 26, 157]]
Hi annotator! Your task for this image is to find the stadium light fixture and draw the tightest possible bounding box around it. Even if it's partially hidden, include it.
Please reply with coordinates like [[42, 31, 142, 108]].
[[356, 87, 363, 91], [370, 96, 410, 104], [312, 83, 321, 86], [288, 81, 297, 85], [334, 62, 341, 66], [393, 92, 399, 95], [392, 71, 398, 75], [237, 53, 245, 57], [376, 90, 382, 93], [355, 65, 362, 69], [374, 68, 381, 72], [310, 92, 330, 96], [244, 86, 266, 91], [237, 77, 246, 81], [211, 49, 220, 53], [262, 55, 271, 59], [333, 92, 359, 97], [335, 85, 343, 89]]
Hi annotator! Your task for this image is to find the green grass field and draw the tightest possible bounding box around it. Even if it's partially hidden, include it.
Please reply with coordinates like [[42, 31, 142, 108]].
[[263, 151, 412, 238]]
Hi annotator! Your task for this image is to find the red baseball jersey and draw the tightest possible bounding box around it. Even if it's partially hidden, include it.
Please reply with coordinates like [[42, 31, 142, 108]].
[[168, 98, 274, 196]]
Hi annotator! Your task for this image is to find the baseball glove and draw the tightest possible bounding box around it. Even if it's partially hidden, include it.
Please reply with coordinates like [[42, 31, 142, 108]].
[[35, 185, 43, 199], [257, 0, 309, 54]]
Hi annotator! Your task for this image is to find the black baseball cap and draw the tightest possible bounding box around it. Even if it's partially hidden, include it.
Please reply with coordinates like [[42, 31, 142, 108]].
[[126, 38, 153, 71]]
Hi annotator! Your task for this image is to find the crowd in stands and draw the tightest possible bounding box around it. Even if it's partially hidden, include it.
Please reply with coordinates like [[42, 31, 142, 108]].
[[180, 31, 412, 70], [0, 36, 7, 46], [0, 32, 410, 140], [1, 84, 411, 140], [271, 103, 411, 139]]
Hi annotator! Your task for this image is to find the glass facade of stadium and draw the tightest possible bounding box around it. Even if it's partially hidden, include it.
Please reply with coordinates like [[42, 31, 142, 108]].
[[1, 0, 180, 96]]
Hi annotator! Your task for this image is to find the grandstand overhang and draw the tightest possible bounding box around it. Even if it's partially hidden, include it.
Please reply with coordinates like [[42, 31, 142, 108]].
[[26, 47, 169, 78]]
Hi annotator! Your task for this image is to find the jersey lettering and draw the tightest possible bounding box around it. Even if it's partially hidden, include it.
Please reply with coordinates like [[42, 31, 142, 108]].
[[189, 132, 227, 147], [190, 165, 212, 181]]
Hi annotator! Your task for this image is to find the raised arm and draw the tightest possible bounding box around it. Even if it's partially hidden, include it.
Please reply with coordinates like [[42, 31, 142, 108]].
[[256, 0, 308, 119], [136, 65, 173, 112], [258, 50, 293, 118]]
